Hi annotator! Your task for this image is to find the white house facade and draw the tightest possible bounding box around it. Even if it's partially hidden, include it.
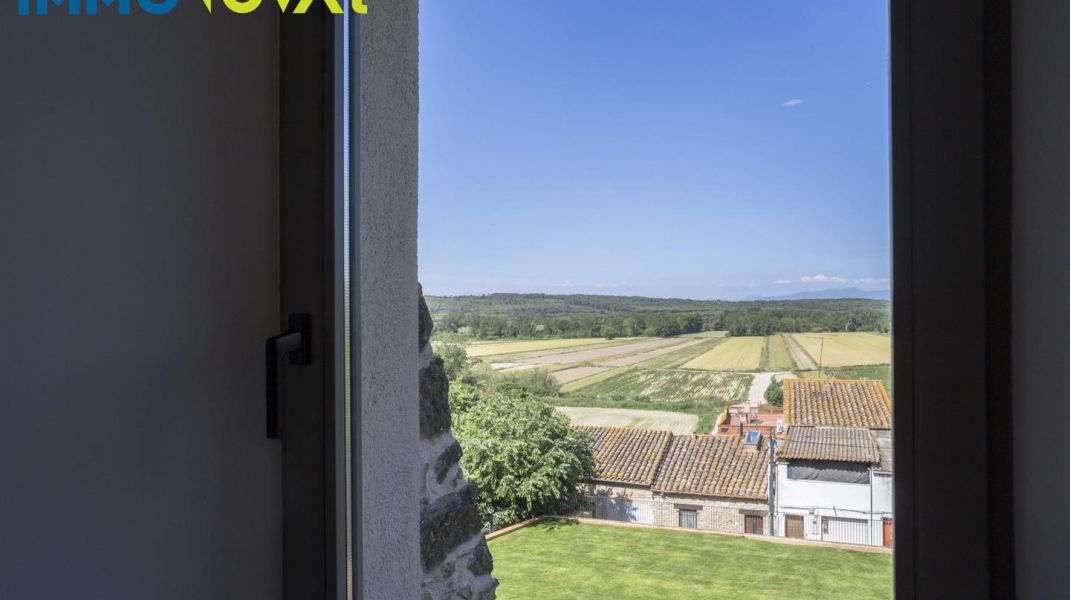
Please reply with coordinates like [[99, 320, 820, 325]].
[[773, 380, 895, 547]]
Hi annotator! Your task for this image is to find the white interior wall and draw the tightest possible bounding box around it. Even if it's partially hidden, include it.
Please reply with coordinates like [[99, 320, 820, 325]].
[[359, 2, 422, 598]]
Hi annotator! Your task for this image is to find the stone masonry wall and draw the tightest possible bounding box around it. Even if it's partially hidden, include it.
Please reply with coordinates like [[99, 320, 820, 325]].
[[419, 289, 498, 599], [651, 494, 770, 534]]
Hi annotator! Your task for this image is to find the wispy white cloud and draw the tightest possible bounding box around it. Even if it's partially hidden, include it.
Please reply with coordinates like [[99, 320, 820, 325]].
[[855, 277, 890, 288], [773, 274, 890, 290], [800, 273, 848, 285], [551, 280, 629, 290], [782, 98, 804, 107]]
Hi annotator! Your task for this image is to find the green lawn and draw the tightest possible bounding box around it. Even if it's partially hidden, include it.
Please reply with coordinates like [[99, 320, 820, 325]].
[[488, 521, 893, 600]]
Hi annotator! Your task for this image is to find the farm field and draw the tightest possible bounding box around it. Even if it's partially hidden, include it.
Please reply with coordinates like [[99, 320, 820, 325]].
[[798, 364, 892, 392], [790, 332, 891, 367], [635, 336, 729, 370], [489, 521, 893, 600], [560, 369, 751, 432], [575, 369, 750, 404], [783, 332, 818, 369], [681, 336, 765, 371], [553, 365, 612, 384], [463, 337, 638, 358], [599, 337, 707, 367], [763, 334, 797, 371], [520, 337, 685, 366], [556, 407, 698, 434]]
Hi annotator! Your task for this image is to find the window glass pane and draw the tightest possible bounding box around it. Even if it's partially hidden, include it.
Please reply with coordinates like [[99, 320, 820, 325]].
[[420, 1, 893, 597]]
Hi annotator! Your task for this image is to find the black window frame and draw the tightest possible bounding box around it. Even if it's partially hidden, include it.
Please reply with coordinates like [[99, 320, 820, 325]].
[[892, 0, 1013, 597], [277, 0, 1018, 596]]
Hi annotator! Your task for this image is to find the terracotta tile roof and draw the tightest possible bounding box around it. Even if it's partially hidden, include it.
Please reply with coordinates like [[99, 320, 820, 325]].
[[778, 426, 881, 464], [784, 379, 891, 429], [573, 426, 673, 486], [651, 435, 769, 500]]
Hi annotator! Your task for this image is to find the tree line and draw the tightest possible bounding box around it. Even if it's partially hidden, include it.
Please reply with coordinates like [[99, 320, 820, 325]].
[[432, 311, 707, 339], [432, 304, 889, 340]]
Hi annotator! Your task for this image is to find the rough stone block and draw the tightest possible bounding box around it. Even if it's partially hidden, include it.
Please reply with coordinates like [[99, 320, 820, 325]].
[[435, 440, 463, 484], [467, 539, 494, 577], [420, 358, 452, 440], [421, 482, 483, 569]]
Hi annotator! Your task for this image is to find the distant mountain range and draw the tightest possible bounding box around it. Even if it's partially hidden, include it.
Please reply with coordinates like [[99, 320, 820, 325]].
[[749, 288, 891, 301]]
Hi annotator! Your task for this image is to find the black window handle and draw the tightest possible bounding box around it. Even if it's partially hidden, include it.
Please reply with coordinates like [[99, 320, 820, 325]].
[[265, 313, 311, 439]]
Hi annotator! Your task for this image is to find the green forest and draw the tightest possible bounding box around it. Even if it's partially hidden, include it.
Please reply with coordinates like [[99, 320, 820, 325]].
[[426, 293, 891, 339]]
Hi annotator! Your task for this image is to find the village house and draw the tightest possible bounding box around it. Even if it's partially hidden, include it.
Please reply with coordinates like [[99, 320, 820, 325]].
[[714, 403, 785, 438], [577, 426, 671, 502], [574, 426, 770, 534], [773, 379, 894, 547], [650, 432, 771, 534]]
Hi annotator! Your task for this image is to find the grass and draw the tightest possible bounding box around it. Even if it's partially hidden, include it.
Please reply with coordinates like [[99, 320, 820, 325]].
[[797, 364, 892, 393], [790, 332, 891, 367], [763, 334, 797, 370], [464, 337, 640, 358], [680, 336, 764, 371], [489, 521, 893, 600]]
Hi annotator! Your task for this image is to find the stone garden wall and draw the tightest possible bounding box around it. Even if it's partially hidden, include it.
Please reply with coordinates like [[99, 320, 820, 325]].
[[419, 290, 498, 599]]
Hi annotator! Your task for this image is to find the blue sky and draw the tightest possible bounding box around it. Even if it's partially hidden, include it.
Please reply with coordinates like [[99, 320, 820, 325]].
[[419, 0, 890, 300]]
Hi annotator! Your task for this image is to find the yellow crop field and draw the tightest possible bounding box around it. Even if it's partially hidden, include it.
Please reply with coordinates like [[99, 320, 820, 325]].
[[789, 332, 891, 367], [681, 336, 765, 371], [464, 337, 640, 358]]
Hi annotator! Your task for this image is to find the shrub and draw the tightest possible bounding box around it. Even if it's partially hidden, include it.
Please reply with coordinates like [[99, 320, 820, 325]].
[[764, 377, 784, 406], [453, 390, 595, 530], [490, 368, 561, 397]]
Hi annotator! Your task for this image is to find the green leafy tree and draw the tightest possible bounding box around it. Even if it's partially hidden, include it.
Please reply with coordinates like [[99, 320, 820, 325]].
[[452, 391, 595, 529], [447, 382, 483, 415], [764, 378, 785, 406], [436, 341, 471, 381]]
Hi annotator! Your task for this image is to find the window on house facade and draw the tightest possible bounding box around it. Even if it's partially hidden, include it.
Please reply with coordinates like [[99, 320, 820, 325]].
[[679, 509, 698, 530], [787, 460, 872, 484]]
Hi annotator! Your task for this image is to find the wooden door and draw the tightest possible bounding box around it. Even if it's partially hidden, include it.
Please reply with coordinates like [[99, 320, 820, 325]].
[[745, 514, 764, 535], [785, 514, 805, 539], [883, 517, 894, 548]]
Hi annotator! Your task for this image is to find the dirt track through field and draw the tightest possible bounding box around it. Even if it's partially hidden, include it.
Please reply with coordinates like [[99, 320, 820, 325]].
[[782, 334, 818, 369], [599, 338, 707, 367], [746, 371, 796, 405], [553, 366, 613, 384], [556, 407, 698, 434], [520, 337, 685, 366]]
